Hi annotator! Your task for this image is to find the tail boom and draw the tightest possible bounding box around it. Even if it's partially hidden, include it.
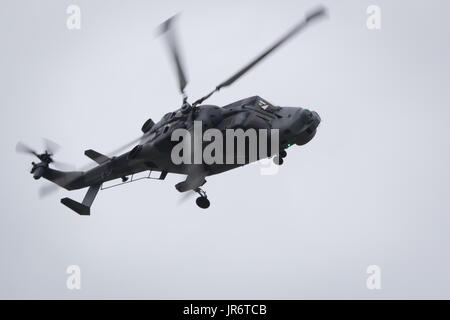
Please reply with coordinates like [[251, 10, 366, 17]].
[[42, 168, 85, 190]]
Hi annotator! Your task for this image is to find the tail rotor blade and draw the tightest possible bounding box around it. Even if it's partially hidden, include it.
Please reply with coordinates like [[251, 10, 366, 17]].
[[43, 138, 61, 155], [16, 141, 38, 157]]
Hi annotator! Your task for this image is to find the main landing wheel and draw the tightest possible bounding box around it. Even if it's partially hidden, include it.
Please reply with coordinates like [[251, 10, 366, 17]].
[[194, 187, 210, 209], [196, 196, 210, 209]]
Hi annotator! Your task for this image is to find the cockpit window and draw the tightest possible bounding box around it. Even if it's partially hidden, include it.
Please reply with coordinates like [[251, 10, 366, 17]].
[[242, 97, 279, 118], [256, 97, 279, 113], [257, 98, 271, 110]]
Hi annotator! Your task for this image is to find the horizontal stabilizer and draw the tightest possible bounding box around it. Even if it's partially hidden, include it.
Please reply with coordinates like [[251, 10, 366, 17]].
[[61, 198, 90, 215], [84, 149, 110, 165], [61, 184, 101, 215]]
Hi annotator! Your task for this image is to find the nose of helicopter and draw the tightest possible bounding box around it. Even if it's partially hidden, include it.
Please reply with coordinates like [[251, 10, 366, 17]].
[[312, 111, 321, 126], [300, 109, 321, 128], [295, 109, 321, 146], [307, 110, 320, 124]]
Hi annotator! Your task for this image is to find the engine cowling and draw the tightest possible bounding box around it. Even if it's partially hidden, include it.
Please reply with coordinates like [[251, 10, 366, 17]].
[[128, 145, 143, 160]]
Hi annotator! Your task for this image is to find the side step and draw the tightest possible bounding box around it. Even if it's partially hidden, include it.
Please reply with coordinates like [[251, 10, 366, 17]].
[[61, 184, 101, 215]]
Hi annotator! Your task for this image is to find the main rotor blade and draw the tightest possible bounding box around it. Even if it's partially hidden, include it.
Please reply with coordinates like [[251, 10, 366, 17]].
[[39, 183, 59, 198], [106, 135, 143, 157], [16, 141, 39, 157], [177, 190, 195, 205], [193, 6, 327, 106], [157, 14, 188, 99]]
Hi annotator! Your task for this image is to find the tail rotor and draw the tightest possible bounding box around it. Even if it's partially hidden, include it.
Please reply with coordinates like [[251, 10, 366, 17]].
[[16, 138, 75, 179]]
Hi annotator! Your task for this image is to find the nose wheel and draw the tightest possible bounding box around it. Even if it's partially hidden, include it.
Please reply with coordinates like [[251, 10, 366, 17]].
[[273, 150, 287, 165], [194, 187, 210, 209]]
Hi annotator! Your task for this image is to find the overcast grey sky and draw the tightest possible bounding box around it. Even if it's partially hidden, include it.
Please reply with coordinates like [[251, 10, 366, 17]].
[[1, 0, 450, 299]]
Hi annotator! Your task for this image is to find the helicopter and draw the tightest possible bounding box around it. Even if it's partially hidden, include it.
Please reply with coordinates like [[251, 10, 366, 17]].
[[16, 6, 326, 214]]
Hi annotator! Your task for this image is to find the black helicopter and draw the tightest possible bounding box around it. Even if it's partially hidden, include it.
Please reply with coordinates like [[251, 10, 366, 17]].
[[16, 7, 326, 214]]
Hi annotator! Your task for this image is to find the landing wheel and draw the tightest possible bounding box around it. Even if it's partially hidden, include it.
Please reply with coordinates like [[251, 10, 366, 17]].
[[280, 150, 287, 158], [273, 156, 284, 165], [196, 196, 210, 209], [194, 187, 210, 209]]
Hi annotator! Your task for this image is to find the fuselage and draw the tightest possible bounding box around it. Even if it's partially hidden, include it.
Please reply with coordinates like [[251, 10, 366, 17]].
[[65, 96, 320, 190]]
